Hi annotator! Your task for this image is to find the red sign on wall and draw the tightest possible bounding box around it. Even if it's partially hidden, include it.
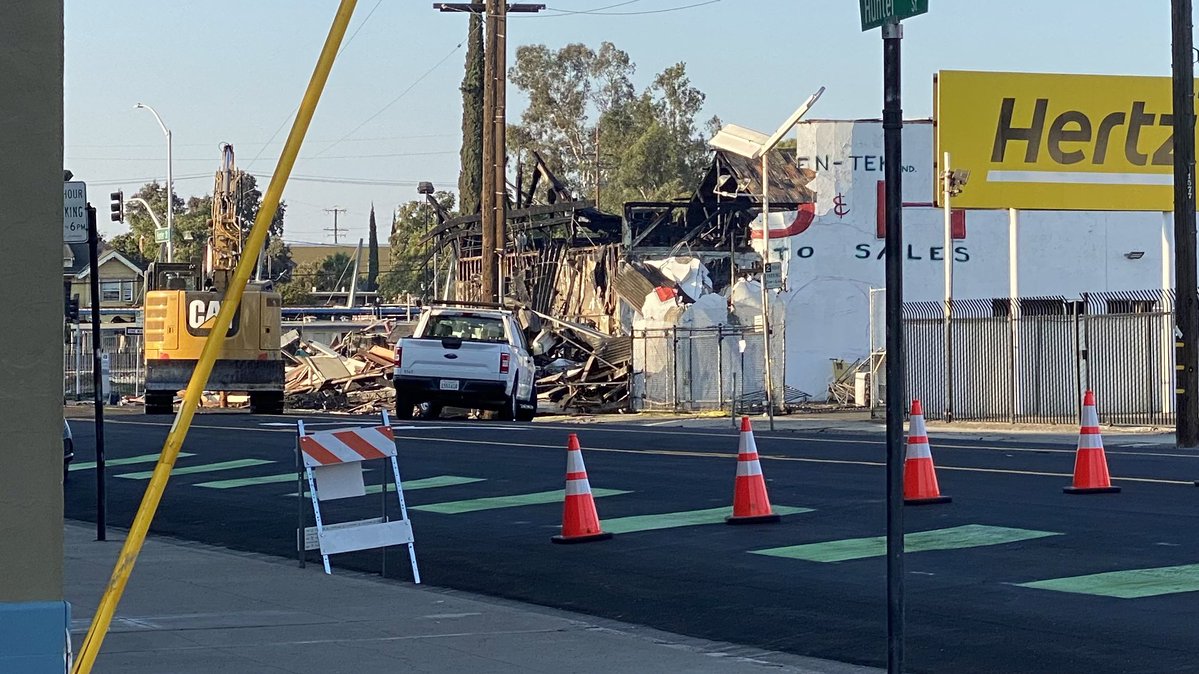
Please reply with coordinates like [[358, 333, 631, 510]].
[[876, 180, 965, 239]]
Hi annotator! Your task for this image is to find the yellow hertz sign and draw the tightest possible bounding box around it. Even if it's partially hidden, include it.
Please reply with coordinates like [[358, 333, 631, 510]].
[[934, 70, 1196, 211]]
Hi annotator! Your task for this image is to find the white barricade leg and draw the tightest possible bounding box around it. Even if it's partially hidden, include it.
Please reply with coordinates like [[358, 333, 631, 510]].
[[382, 408, 420, 583], [390, 455, 420, 584], [305, 465, 331, 574], [296, 420, 306, 569]]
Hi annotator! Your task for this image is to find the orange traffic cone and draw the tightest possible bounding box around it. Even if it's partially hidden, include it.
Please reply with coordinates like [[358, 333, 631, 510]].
[[904, 400, 951, 505], [1064, 391, 1120, 494], [551, 434, 613, 544], [726, 416, 781, 524]]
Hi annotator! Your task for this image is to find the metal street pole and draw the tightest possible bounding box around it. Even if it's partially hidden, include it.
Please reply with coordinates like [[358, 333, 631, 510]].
[[1171, 0, 1199, 448], [760, 154, 775, 430], [87, 205, 107, 541], [943, 151, 954, 423], [135, 103, 173, 262], [882, 18, 906, 674]]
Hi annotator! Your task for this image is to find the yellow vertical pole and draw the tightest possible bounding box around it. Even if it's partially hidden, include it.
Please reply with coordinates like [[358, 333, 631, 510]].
[[71, 2, 358, 671]]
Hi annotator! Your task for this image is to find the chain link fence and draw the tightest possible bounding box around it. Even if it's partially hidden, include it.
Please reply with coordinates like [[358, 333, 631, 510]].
[[632, 325, 793, 413], [64, 324, 144, 401]]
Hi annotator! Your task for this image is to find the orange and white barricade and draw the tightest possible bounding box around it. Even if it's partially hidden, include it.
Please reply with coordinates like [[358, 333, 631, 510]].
[[295, 410, 420, 581]]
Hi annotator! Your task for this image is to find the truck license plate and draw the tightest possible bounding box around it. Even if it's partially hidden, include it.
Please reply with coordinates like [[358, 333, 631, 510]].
[[439, 379, 460, 391]]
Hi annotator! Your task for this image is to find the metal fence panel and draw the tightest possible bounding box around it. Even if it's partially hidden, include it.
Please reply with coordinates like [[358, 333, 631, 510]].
[[633, 326, 767, 412], [952, 317, 1013, 421], [896, 290, 1176, 426], [1017, 314, 1078, 424], [64, 325, 144, 400]]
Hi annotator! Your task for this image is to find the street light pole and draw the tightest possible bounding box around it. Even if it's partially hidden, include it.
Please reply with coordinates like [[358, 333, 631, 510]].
[[760, 153, 775, 430], [418, 181, 436, 300], [135, 103, 174, 262]]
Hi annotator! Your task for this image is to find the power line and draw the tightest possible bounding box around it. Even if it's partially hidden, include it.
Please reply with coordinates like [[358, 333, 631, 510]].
[[244, 0, 387, 171], [86, 173, 457, 188], [308, 20, 483, 159], [67, 133, 456, 150], [69, 150, 457, 162], [536, 0, 720, 16]]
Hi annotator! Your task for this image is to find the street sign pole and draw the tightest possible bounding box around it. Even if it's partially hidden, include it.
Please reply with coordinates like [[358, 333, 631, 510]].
[[1171, 0, 1199, 449], [87, 204, 107, 541], [882, 18, 906, 674]]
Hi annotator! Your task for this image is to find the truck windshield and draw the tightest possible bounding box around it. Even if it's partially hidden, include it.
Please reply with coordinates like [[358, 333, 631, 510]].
[[424, 314, 507, 343]]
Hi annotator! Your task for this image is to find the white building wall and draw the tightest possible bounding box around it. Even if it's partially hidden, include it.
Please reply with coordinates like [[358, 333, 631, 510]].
[[774, 119, 1174, 399]]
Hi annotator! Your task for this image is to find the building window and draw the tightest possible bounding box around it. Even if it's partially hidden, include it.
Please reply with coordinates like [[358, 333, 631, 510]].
[[101, 281, 121, 303], [100, 280, 136, 304]]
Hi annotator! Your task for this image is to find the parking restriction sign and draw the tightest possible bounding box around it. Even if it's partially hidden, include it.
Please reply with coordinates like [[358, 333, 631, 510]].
[[64, 181, 88, 243]]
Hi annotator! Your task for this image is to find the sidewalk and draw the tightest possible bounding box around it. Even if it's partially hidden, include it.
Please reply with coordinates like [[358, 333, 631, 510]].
[[65, 523, 880, 674], [540, 410, 1181, 447]]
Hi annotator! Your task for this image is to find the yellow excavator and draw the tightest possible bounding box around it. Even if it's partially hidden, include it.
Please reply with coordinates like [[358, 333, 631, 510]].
[[142, 144, 284, 414]]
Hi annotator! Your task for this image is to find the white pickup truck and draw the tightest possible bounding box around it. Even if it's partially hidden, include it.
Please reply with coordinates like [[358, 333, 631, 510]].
[[392, 306, 537, 421]]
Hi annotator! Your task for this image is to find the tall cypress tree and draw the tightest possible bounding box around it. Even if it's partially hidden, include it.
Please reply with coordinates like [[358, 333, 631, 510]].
[[458, 13, 484, 215], [367, 203, 379, 292]]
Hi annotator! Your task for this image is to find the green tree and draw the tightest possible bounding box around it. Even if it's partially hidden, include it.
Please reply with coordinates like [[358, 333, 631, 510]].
[[509, 45, 714, 213], [379, 191, 456, 302], [235, 172, 292, 280], [316, 252, 355, 292], [367, 203, 379, 291], [278, 261, 315, 306], [508, 42, 634, 199], [120, 181, 184, 263], [174, 195, 212, 265], [107, 232, 150, 268], [458, 12, 484, 215], [115, 174, 293, 278]]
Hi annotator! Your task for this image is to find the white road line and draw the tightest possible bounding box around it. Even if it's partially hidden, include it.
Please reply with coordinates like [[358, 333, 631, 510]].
[[103, 418, 1196, 459]]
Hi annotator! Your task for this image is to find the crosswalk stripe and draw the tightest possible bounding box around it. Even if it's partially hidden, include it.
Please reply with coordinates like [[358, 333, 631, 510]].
[[1018, 563, 1199, 598], [284, 475, 486, 497], [196, 473, 299, 489], [70, 452, 195, 472], [117, 459, 274, 480], [750, 524, 1061, 563], [411, 488, 629, 514], [602, 505, 813, 534]]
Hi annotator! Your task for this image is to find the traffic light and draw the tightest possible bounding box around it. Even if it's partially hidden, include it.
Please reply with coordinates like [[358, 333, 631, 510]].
[[110, 190, 124, 222], [66, 296, 80, 323]]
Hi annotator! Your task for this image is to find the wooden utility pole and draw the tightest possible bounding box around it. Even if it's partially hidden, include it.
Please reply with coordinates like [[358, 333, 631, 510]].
[[480, 2, 497, 301], [436, 2, 544, 302], [1171, 0, 1199, 448], [492, 0, 508, 301], [323, 206, 347, 244]]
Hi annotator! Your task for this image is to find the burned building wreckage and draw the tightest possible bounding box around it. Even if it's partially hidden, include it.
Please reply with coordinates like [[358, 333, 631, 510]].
[[421, 149, 816, 414]]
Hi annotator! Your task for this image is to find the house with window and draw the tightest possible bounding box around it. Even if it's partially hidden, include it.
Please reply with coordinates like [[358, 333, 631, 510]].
[[69, 249, 145, 309]]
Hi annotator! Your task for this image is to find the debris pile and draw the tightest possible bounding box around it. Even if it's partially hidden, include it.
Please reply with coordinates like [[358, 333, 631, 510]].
[[283, 322, 401, 414], [528, 310, 632, 414]]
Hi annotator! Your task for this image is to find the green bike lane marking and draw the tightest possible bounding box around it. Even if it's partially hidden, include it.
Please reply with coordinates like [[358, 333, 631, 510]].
[[1018, 564, 1199, 599], [750, 524, 1061, 563], [279, 475, 486, 497], [70, 452, 195, 472], [117, 458, 274, 480], [412, 488, 629, 514], [602, 506, 814, 534]]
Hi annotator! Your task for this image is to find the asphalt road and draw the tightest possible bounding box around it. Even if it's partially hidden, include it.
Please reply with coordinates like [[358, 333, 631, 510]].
[[65, 412, 1199, 674]]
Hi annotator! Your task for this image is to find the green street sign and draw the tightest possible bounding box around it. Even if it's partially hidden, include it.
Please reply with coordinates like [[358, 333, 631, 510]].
[[154, 228, 169, 244], [861, 0, 928, 31]]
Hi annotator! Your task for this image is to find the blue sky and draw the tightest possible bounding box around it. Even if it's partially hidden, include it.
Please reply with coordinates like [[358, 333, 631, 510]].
[[66, 0, 1179, 242]]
